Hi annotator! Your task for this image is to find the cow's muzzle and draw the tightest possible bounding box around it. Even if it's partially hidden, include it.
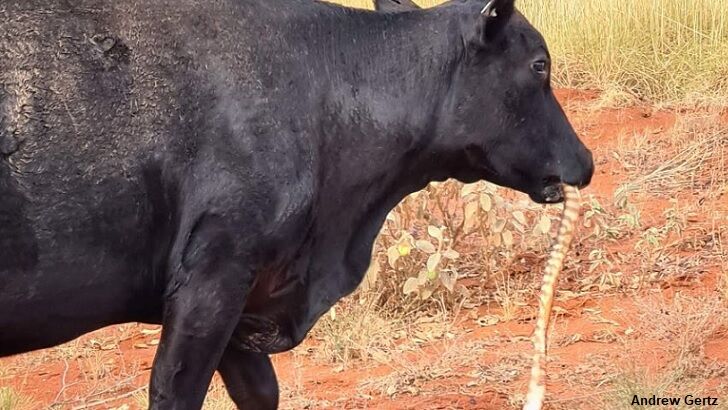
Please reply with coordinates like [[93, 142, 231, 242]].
[[541, 184, 564, 203]]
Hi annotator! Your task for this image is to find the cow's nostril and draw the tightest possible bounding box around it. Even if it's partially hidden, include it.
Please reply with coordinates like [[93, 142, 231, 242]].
[[559, 148, 595, 188], [561, 167, 593, 188]]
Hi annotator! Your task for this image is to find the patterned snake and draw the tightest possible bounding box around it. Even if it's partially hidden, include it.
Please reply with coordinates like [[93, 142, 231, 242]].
[[523, 185, 581, 410]]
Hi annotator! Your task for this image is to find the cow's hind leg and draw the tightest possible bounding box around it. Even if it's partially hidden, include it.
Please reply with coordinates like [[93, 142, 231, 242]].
[[149, 214, 252, 409], [218, 348, 279, 410]]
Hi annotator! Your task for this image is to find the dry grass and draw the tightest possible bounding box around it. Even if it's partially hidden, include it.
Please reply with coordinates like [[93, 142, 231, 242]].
[[275, 354, 340, 410], [719, 244, 728, 303], [133, 383, 237, 410], [491, 271, 529, 322], [308, 294, 401, 366], [639, 293, 728, 357], [571, 113, 728, 296], [597, 293, 728, 410], [615, 115, 727, 205], [604, 369, 706, 410], [357, 338, 518, 398], [331, 0, 728, 107], [518, 0, 728, 106], [0, 388, 35, 410]]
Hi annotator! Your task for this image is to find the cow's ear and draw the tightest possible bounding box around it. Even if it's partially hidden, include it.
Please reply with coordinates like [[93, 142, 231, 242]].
[[467, 0, 516, 50], [373, 0, 420, 12]]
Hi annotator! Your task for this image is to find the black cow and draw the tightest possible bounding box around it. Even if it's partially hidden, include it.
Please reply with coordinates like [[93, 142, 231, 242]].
[[0, 0, 593, 408]]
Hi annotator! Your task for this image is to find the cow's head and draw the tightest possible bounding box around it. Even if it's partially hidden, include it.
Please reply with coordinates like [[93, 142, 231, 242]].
[[375, 0, 594, 204]]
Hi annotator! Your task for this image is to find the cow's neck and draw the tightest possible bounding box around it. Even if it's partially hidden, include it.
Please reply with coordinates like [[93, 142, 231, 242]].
[[309, 6, 463, 286], [314, 8, 461, 188]]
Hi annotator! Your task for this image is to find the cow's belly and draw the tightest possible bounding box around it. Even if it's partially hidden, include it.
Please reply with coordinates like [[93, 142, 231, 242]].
[[0, 167, 167, 356], [0, 256, 153, 356]]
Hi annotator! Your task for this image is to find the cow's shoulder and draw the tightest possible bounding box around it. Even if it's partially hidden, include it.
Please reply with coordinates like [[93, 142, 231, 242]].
[[171, 129, 318, 251]]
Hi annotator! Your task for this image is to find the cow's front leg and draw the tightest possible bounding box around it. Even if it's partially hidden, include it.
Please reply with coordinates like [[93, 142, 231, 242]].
[[218, 347, 278, 410], [149, 214, 252, 410]]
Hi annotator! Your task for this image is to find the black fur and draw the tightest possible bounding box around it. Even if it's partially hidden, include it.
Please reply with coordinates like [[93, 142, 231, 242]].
[[0, 0, 593, 408], [373, 0, 420, 11]]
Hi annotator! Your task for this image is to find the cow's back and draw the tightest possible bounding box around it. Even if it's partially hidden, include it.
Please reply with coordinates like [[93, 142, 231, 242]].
[[0, 0, 282, 159], [0, 0, 297, 350]]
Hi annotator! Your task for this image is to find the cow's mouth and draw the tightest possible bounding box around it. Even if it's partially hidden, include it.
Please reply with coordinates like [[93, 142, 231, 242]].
[[529, 178, 564, 204], [541, 184, 564, 203]]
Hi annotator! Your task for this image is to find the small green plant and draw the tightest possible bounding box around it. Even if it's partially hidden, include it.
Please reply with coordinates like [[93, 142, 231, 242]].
[[582, 197, 624, 241], [617, 205, 641, 230]]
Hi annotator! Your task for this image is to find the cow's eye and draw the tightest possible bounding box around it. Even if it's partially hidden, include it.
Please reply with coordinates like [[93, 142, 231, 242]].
[[532, 60, 548, 75]]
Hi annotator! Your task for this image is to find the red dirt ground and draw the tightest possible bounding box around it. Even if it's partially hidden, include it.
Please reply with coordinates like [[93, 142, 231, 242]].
[[1, 90, 727, 409]]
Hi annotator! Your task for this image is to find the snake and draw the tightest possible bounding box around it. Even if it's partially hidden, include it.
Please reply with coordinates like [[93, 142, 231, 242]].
[[523, 185, 581, 410]]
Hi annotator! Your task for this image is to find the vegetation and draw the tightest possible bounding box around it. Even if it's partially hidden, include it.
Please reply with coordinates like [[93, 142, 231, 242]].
[[332, 0, 728, 106], [599, 294, 728, 410], [519, 0, 728, 106], [0, 388, 34, 410]]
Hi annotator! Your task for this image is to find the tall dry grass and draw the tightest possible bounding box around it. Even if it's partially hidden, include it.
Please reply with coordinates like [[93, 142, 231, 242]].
[[518, 0, 728, 106], [0, 388, 35, 410], [332, 0, 728, 106]]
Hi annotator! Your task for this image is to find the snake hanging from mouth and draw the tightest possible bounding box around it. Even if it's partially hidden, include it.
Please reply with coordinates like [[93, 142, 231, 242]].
[[523, 185, 581, 410]]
